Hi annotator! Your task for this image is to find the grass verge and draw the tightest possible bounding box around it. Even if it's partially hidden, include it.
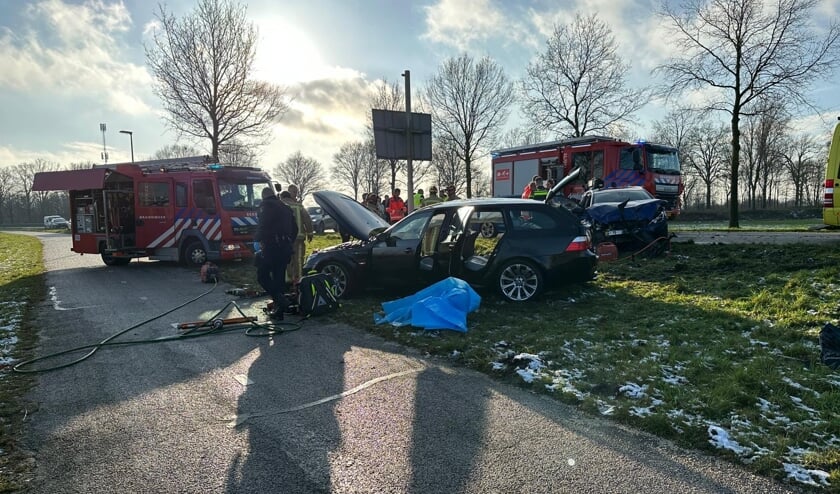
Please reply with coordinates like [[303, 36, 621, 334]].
[[223, 233, 840, 490], [0, 233, 45, 492]]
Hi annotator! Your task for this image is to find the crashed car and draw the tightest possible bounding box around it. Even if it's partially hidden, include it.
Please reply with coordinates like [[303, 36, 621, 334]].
[[574, 186, 669, 255], [303, 191, 597, 302]]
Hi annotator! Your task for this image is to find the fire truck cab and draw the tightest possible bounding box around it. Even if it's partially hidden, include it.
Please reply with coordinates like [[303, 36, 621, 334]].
[[491, 136, 683, 215], [33, 156, 274, 266]]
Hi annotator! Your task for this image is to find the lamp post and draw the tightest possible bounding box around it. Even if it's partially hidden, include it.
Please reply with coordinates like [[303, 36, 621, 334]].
[[119, 130, 134, 162]]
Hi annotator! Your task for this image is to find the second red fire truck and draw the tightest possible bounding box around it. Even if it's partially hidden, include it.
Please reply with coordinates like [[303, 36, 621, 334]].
[[491, 136, 683, 215]]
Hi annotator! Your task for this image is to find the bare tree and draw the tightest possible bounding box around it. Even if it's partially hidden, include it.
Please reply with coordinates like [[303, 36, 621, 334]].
[[360, 140, 390, 198], [13, 159, 52, 222], [0, 167, 13, 224], [431, 137, 467, 195], [272, 151, 326, 201], [152, 143, 202, 160], [425, 54, 513, 198], [332, 141, 369, 200], [218, 138, 260, 167], [688, 122, 729, 208], [67, 161, 98, 170], [656, 0, 840, 227], [145, 0, 289, 160], [781, 134, 821, 207], [521, 13, 648, 139], [740, 105, 789, 209], [651, 109, 701, 156], [495, 126, 548, 150]]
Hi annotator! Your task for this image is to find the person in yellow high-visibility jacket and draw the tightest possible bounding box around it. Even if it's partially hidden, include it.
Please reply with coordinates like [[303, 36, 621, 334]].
[[281, 184, 314, 291]]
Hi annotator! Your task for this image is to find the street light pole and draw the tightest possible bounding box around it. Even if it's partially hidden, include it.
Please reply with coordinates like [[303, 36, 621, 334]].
[[119, 130, 134, 162]]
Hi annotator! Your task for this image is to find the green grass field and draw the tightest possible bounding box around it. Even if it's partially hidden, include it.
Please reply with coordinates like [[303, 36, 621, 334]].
[[223, 232, 840, 490], [0, 233, 44, 492]]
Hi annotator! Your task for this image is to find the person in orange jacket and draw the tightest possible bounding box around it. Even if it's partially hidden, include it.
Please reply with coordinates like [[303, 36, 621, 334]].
[[522, 174, 542, 198], [386, 188, 407, 224]]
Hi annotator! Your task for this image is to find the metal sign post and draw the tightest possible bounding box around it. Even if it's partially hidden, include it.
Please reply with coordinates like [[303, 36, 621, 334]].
[[372, 69, 432, 215], [403, 70, 413, 213]]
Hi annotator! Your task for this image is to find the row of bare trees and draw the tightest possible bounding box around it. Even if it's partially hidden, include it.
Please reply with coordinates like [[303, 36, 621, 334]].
[[2, 0, 837, 225], [653, 107, 827, 211]]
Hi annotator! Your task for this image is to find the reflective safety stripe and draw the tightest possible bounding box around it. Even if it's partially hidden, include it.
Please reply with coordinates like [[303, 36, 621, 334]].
[[531, 189, 548, 200], [288, 203, 306, 239]]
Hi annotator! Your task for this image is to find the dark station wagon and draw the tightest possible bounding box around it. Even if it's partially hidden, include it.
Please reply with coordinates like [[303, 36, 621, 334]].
[[303, 191, 597, 302]]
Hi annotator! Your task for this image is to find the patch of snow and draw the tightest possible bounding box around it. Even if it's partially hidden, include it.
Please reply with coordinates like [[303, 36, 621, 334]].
[[630, 406, 654, 417], [783, 377, 820, 397], [490, 362, 505, 371], [516, 368, 539, 383], [790, 396, 819, 415], [707, 425, 750, 455], [619, 382, 647, 399], [783, 463, 831, 487], [597, 401, 615, 416]]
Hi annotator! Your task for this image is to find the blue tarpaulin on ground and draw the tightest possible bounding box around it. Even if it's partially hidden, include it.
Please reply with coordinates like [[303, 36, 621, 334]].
[[373, 277, 481, 332]]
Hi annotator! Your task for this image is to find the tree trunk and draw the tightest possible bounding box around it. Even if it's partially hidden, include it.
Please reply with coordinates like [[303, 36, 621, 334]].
[[729, 113, 740, 228]]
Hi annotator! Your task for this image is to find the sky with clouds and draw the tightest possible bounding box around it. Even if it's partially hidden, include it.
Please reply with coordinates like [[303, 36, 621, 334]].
[[2, 0, 840, 175]]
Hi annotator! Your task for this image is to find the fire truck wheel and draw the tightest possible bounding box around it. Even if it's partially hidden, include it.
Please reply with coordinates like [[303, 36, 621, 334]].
[[101, 253, 130, 266], [100, 246, 130, 266], [182, 240, 207, 267]]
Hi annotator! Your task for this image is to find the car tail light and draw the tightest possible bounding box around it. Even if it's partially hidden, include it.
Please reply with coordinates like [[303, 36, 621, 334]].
[[825, 179, 834, 208], [566, 235, 591, 252]]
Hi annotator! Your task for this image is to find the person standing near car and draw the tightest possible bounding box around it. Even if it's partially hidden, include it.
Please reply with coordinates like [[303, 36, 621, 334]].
[[531, 177, 548, 201], [421, 186, 443, 207], [256, 186, 297, 318], [386, 189, 407, 223], [281, 184, 313, 292], [444, 185, 460, 201]]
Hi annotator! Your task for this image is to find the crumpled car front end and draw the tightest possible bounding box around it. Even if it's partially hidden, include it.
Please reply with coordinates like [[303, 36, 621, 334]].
[[585, 199, 669, 255]]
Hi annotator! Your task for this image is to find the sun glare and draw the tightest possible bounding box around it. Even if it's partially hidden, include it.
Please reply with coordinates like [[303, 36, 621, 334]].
[[253, 18, 327, 84]]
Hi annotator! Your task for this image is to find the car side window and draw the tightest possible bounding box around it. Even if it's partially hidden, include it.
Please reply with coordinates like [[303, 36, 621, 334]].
[[507, 209, 558, 230], [389, 210, 431, 241]]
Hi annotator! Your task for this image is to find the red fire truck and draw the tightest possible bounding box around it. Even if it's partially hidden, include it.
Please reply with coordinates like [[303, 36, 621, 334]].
[[33, 156, 274, 266], [491, 136, 683, 215]]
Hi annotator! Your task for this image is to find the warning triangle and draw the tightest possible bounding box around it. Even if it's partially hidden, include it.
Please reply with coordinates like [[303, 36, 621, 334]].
[[317, 295, 328, 307]]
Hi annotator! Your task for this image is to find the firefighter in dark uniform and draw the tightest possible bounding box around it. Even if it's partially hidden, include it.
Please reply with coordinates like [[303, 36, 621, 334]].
[[255, 186, 298, 319]]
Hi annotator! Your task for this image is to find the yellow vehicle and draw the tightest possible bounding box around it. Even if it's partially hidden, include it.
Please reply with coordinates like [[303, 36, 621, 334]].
[[824, 121, 840, 226]]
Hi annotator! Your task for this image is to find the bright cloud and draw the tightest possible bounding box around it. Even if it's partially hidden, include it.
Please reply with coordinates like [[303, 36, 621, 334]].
[[0, 0, 153, 115], [422, 0, 514, 50]]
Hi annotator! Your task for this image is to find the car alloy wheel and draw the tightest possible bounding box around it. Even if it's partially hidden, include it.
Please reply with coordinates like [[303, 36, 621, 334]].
[[480, 221, 496, 238], [498, 260, 542, 302], [321, 262, 351, 298]]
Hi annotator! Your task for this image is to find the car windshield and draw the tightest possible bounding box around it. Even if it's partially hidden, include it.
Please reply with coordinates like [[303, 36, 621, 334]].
[[645, 145, 680, 175], [219, 180, 271, 210], [591, 188, 653, 204]]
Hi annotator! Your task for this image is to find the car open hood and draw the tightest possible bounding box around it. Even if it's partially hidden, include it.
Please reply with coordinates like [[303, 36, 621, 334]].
[[586, 198, 666, 224], [312, 190, 390, 240]]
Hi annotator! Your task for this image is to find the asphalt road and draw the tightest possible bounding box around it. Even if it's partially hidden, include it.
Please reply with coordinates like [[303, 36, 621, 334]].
[[17, 231, 801, 493]]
